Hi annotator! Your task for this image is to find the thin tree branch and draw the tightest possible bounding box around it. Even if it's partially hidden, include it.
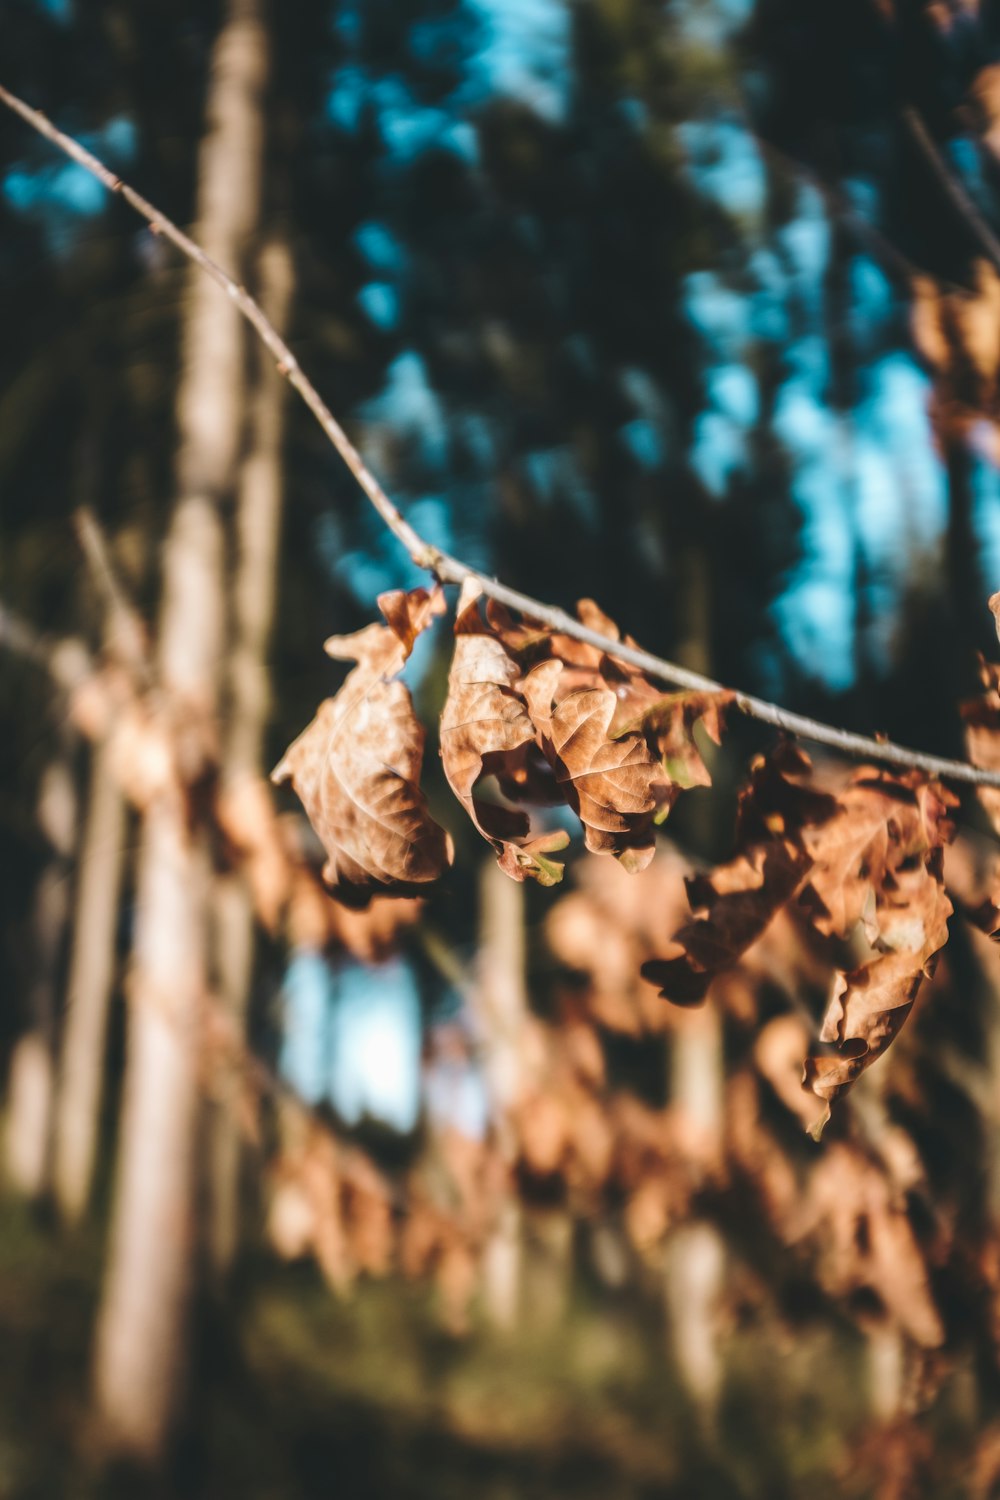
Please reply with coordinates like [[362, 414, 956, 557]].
[[4, 84, 1000, 790], [74, 506, 153, 684], [902, 105, 1000, 275], [0, 601, 91, 691]]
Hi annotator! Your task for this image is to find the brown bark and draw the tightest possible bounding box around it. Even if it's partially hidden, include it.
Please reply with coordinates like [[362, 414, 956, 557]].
[[665, 1000, 726, 1421], [5, 743, 79, 1197], [51, 735, 128, 1224], [662, 556, 726, 1419], [475, 857, 529, 1330], [92, 0, 268, 1460], [208, 237, 293, 1277]]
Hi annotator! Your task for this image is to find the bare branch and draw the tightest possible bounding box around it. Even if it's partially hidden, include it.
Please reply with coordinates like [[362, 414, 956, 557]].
[[4, 82, 1000, 788], [902, 106, 1000, 275], [0, 601, 91, 692], [74, 507, 153, 683]]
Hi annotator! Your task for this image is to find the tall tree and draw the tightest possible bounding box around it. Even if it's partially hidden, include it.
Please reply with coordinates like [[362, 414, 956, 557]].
[[5, 720, 79, 1198], [209, 233, 294, 1275], [92, 0, 268, 1458]]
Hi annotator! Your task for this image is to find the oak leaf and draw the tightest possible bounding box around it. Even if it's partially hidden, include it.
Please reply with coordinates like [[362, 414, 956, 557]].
[[272, 587, 453, 900], [439, 581, 568, 884], [216, 773, 294, 932], [798, 770, 955, 943], [962, 654, 1000, 936], [791, 1142, 944, 1348], [487, 596, 732, 821], [803, 859, 952, 1135], [641, 743, 834, 1004], [521, 659, 658, 870], [793, 770, 955, 1129]]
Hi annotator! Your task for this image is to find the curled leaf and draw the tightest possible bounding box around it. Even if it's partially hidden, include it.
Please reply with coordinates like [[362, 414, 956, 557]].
[[803, 846, 953, 1135], [440, 581, 567, 884], [614, 682, 732, 823], [962, 653, 1000, 935], [522, 659, 658, 870], [800, 771, 955, 1131], [641, 743, 834, 1004], [485, 593, 731, 834], [642, 842, 813, 1005], [798, 769, 955, 943], [272, 587, 453, 901]]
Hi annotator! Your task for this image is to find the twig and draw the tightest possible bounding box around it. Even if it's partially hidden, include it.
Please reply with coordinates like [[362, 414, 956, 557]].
[[0, 601, 91, 691], [4, 83, 1000, 789], [74, 506, 153, 684], [0, 603, 52, 674], [902, 105, 1000, 275]]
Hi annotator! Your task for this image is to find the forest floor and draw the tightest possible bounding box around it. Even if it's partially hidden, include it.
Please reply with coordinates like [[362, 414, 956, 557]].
[[0, 1194, 979, 1500]]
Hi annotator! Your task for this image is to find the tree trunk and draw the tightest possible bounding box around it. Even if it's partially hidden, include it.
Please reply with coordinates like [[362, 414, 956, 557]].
[[475, 857, 529, 1331], [52, 735, 128, 1223], [662, 553, 726, 1419], [208, 236, 293, 1277], [93, 0, 268, 1460], [6, 748, 78, 1197], [666, 1006, 726, 1422]]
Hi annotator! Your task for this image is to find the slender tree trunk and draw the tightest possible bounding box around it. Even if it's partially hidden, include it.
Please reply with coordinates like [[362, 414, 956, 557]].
[[666, 993, 726, 1421], [209, 236, 293, 1276], [523, 1209, 573, 1333], [93, 0, 268, 1459], [476, 857, 529, 1331], [6, 748, 78, 1197], [52, 735, 128, 1223], [867, 1323, 905, 1422], [663, 548, 726, 1418]]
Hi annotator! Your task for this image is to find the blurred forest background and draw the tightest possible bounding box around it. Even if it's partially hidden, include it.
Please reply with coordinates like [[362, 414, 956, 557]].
[[8, 0, 1000, 1496]]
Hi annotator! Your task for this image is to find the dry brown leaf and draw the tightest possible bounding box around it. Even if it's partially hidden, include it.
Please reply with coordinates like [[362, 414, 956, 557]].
[[798, 783, 893, 940], [911, 274, 949, 373], [641, 841, 812, 1006], [804, 872, 952, 1134], [797, 774, 953, 1134], [911, 265, 1000, 443], [975, 63, 1000, 157], [962, 654, 1000, 937], [641, 743, 831, 1005], [563, 602, 731, 818], [342, 1150, 394, 1277], [328, 895, 423, 963], [622, 687, 730, 813], [487, 595, 732, 824], [753, 1014, 828, 1134], [516, 1090, 570, 1176], [217, 773, 294, 931], [562, 1014, 606, 1088], [624, 1175, 674, 1254], [725, 1072, 800, 1226], [800, 771, 955, 1130], [268, 1128, 353, 1292], [799, 769, 955, 944], [521, 659, 658, 870], [440, 581, 568, 884], [568, 1093, 615, 1191], [957, 261, 1000, 387], [272, 587, 453, 900], [792, 1143, 943, 1349]]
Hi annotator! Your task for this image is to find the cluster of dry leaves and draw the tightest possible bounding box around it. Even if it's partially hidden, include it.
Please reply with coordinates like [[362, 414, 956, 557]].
[[265, 1102, 503, 1333], [272, 579, 1000, 1134], [66, 562, 1000, 1370], [543, 854, 947, 1341], [272, 578, 728, 892]]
